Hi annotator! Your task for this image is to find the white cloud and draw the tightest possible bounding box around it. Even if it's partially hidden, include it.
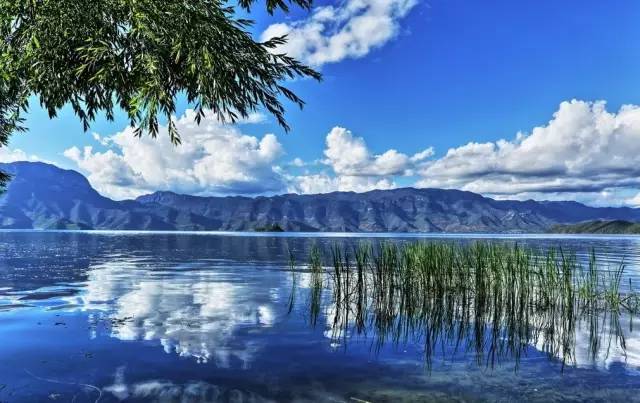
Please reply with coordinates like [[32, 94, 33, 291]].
[[0, 147, 40, 163], [410, 147, 435, 163], [324, 127, 404, 176], [289, 126, 430, 194], [323, 126, 430, 176], [293, 173, 396, 194], [417, 100, 640, 203], [290, 157, 306, 167], [286, 99, 640, 204], [33, 96, 640, 206], [237, 111, 268, 125], [625, 192, 640, 207], [64, 110, 286, 200], [260, 0, 418, 68]]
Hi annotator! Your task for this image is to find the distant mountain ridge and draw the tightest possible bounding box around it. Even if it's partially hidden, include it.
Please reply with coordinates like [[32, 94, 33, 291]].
[[2, 161, 640, 232]]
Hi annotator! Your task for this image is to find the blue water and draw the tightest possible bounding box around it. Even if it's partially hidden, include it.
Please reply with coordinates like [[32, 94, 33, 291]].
[[0, 231, 639, 402]]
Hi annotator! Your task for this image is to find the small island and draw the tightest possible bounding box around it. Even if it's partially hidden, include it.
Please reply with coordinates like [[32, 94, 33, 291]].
[[548, 220, 640, 234], [254, 223, 285, 232]]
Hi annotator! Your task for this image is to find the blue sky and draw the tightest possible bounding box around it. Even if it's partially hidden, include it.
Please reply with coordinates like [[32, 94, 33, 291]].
[[3, 0, 640, 205]]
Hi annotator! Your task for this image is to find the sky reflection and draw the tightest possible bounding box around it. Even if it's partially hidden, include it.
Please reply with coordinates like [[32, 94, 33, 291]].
[[68, 260, 282, 366], [1, 232, 640, 401]]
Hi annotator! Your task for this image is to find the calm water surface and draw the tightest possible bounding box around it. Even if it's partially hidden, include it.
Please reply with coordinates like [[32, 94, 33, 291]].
[[1, 231, 639, 402]]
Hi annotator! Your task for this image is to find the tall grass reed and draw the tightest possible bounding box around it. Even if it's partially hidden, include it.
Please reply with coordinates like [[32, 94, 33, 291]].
[[294, 241, 639, 370]]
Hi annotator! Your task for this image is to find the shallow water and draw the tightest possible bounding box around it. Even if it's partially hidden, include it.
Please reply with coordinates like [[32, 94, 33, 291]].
[[0, 231, 639, 402]]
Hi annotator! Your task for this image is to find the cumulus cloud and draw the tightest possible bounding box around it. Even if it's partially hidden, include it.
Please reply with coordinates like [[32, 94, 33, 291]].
[[626, 193, 640, 207], [325, 127, 406, 176], [294, 173, 396, 194], [0, 146, 40, 163], [49, 96, 640, 206], [289, 126, 431, 194], [417, 100, 640, 203], [289, 157, 306, 167], [65, 115, 428, 199], [64, 110, 285, 200], [260, 0, 418, 67]]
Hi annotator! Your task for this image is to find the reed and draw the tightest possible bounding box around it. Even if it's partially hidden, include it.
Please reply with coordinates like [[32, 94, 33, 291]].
[[299, 241, 640, 369], [308, 245, 324, 326]]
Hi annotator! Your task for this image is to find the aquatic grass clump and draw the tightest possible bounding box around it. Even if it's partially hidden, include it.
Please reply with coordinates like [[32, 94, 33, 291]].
[[299, 241, 640, 370]]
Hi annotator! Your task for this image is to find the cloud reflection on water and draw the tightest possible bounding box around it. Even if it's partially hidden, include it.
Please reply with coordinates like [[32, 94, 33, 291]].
[[72, 259, 281, 367], [69, 255, 640, 372], [103, 366, 274, 402]]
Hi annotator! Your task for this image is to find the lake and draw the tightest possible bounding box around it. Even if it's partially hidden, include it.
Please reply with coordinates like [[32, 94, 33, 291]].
[[1, 231, 639, 402]]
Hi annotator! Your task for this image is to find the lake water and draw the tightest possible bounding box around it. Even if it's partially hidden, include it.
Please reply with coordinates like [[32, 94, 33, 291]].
[[0, 231, 639, 402]]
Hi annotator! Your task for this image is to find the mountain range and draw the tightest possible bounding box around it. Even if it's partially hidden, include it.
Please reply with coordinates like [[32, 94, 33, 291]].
[[1, 161, 640, 232]]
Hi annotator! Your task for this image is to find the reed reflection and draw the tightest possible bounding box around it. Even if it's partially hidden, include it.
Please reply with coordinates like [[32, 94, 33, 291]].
[[296, 242, 640, 370]]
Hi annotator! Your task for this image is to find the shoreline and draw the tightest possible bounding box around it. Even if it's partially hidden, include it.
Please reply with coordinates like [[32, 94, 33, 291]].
[[1, 229, 640, 239]]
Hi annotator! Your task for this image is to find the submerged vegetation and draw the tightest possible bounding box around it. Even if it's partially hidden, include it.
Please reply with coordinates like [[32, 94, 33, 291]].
[[294, 241, 640, 370]]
